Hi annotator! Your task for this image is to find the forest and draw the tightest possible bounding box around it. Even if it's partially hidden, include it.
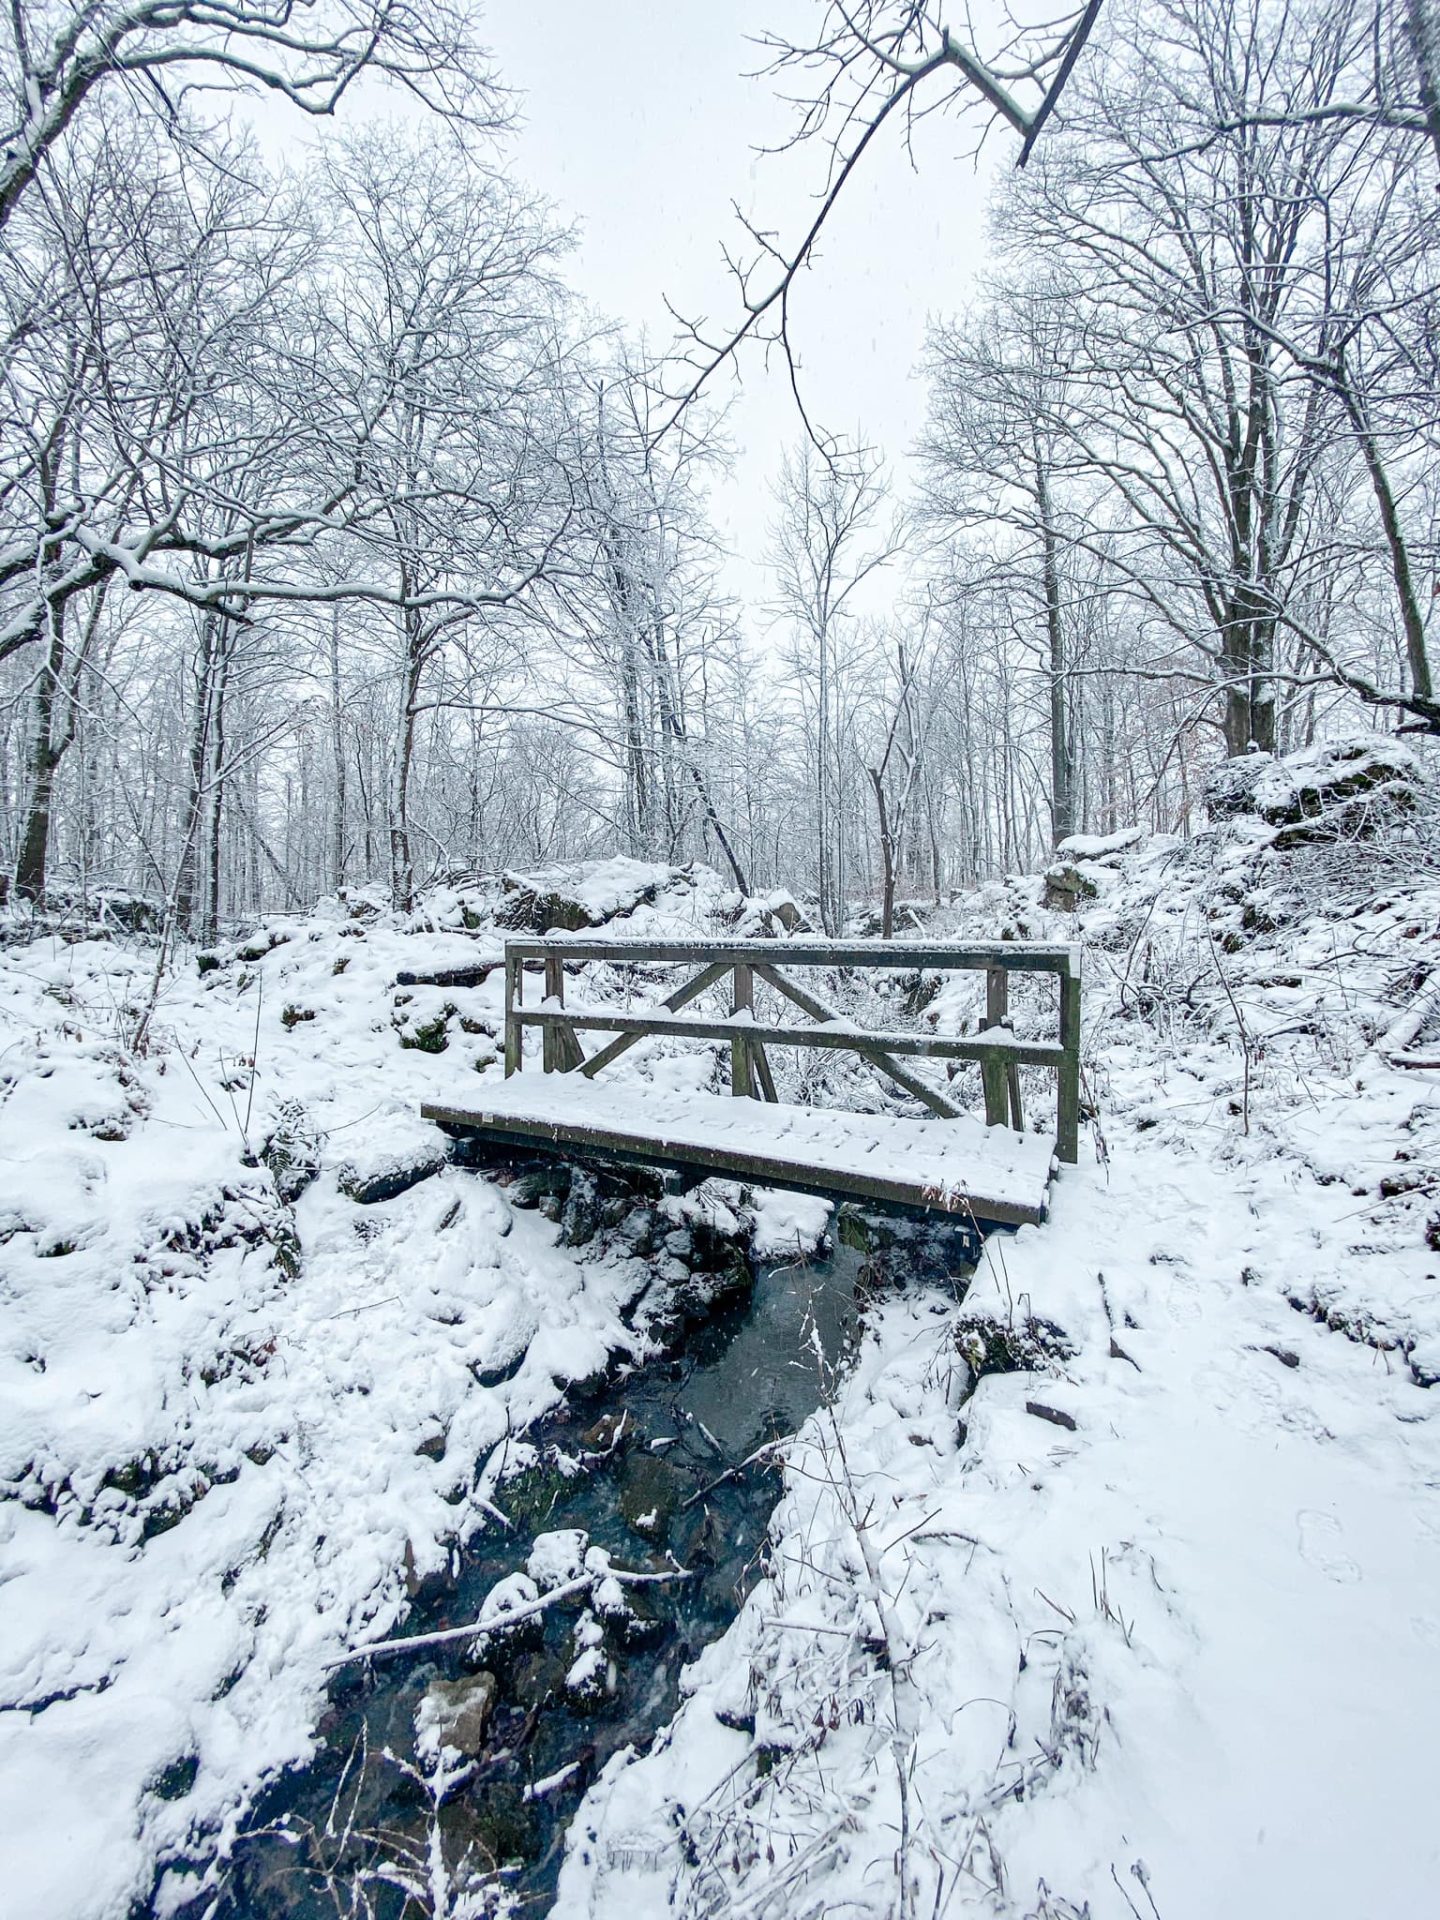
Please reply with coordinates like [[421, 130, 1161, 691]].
[[3, 6, 1440, 1920], [2, 0, 1436, 933]]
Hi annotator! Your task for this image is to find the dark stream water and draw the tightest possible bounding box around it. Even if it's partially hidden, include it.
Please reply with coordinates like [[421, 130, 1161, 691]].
[[204, 1220, 885, 1918]]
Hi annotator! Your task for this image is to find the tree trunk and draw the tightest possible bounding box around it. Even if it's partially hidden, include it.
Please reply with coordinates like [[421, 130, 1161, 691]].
[[1034, 461, 1074, 844], [1407, 0, 1440, 175], [868, 765, 896, 938], [15, 612, 66, 901], [330, 606, 348, 891]]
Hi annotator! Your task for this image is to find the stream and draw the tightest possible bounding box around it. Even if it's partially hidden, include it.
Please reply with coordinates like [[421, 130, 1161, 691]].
[[202, 1186, 970, 1918]]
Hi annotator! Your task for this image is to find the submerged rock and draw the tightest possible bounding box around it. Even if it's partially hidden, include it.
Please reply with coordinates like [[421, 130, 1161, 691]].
[[618, 1453, 691, 1543], [416, 1671, 497, 1757]]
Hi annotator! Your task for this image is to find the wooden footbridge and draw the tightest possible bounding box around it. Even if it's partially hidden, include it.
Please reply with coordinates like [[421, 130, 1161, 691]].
[[422, 936, 1081, 1231]]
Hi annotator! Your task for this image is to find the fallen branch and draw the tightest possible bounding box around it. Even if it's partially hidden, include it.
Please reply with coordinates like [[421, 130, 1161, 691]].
[[327, 1562, 691, 1668]]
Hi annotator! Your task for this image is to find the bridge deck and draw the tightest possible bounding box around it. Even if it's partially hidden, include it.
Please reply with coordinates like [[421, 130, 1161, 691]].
[[423, 1079, 1056, 1228]]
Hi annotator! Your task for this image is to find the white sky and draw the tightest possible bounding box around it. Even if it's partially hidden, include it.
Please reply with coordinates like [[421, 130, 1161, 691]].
[[479, 0, 1005, 616]]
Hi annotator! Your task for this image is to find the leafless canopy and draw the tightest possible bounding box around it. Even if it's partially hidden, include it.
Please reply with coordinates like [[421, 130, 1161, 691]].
[[0, 1, 496, 233], [662, 1, 1103, 435]]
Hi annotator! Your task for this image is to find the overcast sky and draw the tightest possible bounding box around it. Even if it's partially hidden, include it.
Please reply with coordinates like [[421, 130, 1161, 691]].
[[479, 0, 1005, 616]]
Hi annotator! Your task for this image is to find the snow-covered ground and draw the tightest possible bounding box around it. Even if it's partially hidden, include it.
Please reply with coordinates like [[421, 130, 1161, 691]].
[[4, 753, 1440, 1919], [557, 753, 1440, 1918]]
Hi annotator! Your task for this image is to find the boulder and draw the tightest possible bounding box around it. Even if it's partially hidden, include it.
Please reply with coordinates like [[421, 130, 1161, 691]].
[[261, 1099, 323, 1204], [560, 1167, 601, 1246], [338, 1139, 446, 1205], [1042, 861, 1100, 912], [1203, 751, 1278, 820], [1205, 736, 1420, 842]]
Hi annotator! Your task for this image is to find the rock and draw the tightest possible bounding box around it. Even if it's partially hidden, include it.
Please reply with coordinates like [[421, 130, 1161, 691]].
[[450, 1779, 536, 1866], [618, 1451, 691, 1543], [580, 1410, 630, 1453], [148, 1752, 199, 1802], [414, 1428, 447, 1461], [261, 1099, 323, 1204], [1025, 1399, 1078, 1431], [563, 1613, 616, 1711], [1042, 860, 1100, 912], [417, 1671, 497, 1757], [560, 1168, 601, 1246], [835, 1206, 978, 1277], [1206, 736, 1420, 842], [619, 1206, 658, 1255], [507, 1165, 571, 1209], [338, 1138, 447, 1205], [1204, 751, 1277, 819], [507, 1647, 567, 1711], [1054, 827, 1144, 860], [526, 1528, 589, 1591], [618, 1454, 691, 1543], [591, 1573, 666, 1650]]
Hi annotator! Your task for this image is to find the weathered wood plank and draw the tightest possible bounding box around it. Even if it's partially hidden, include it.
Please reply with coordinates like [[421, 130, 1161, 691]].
[[732, 963, 755, 1098], [513, 1004, 1067, 1069], [421, 1097, 1050, 1228], [503, 955, 521, 1078], [541, 958, 584, 1073], [502, 936, 1079, 975], [750, 1038, 779, 1103], [1057, 970, 1083, 1164], [751, 962, 961, 1120], [983, 969, 1009, 1127]]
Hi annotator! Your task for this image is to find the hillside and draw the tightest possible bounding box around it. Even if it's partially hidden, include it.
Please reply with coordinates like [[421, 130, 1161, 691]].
[[2, 745, 1438, 1919]]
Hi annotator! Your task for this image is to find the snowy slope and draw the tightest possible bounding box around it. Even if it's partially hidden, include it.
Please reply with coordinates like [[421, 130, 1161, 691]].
[[554, 746, 1440, 1918], [0, 863, 754, 1918]]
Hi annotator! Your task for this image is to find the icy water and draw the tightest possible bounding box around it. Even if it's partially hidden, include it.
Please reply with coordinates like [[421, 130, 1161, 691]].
[[205, 1232, 872, 1917]]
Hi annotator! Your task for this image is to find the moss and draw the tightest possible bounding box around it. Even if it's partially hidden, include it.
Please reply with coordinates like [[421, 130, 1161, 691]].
[[954, 1312, 1074, 1380], [398, 1010, 451, 1053]]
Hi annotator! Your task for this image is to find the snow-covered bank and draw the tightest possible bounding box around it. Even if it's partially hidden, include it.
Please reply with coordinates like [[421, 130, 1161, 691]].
[[556, 744, 1440, 1918], [0, 861, 770, 1917]]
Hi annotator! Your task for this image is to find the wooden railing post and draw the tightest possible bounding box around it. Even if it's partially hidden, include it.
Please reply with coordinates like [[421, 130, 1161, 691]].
[[542, 955, 562, 1073], [504, 952, 521, 1077], [1057, 963, 1082, 1163], [731, 962, 754, 1097], [982, 967, 1009, 1128]]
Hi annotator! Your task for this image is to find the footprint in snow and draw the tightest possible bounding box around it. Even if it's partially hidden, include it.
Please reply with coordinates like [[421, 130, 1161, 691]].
[[1297, 1509, 1362, 1584]]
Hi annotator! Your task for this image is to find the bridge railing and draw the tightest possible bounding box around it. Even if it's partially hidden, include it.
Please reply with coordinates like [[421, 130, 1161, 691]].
[[501, 936, 1082, 1164]]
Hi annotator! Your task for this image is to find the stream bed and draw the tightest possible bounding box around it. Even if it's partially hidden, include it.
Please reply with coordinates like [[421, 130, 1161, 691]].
[[205, 1199, 895, 1918]]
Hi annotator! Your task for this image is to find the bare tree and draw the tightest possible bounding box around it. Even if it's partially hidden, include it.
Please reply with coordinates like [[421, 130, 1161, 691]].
[[665, 1, 1103, 429], [768, 440, 899, 931], [0, 0, 495, 233]]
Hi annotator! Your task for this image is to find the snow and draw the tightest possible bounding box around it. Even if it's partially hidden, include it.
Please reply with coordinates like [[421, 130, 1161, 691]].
[[4, 794, 1440, 1919], [552, 787, 1440, 1918], [454, 1075, 1058, 1223], [0, 886, 679, 1918]]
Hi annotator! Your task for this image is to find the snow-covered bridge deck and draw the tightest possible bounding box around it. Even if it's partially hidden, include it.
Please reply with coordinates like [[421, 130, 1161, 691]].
[[426, 1077, 1058, 1228], [423, 935, 1080, 1230]]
